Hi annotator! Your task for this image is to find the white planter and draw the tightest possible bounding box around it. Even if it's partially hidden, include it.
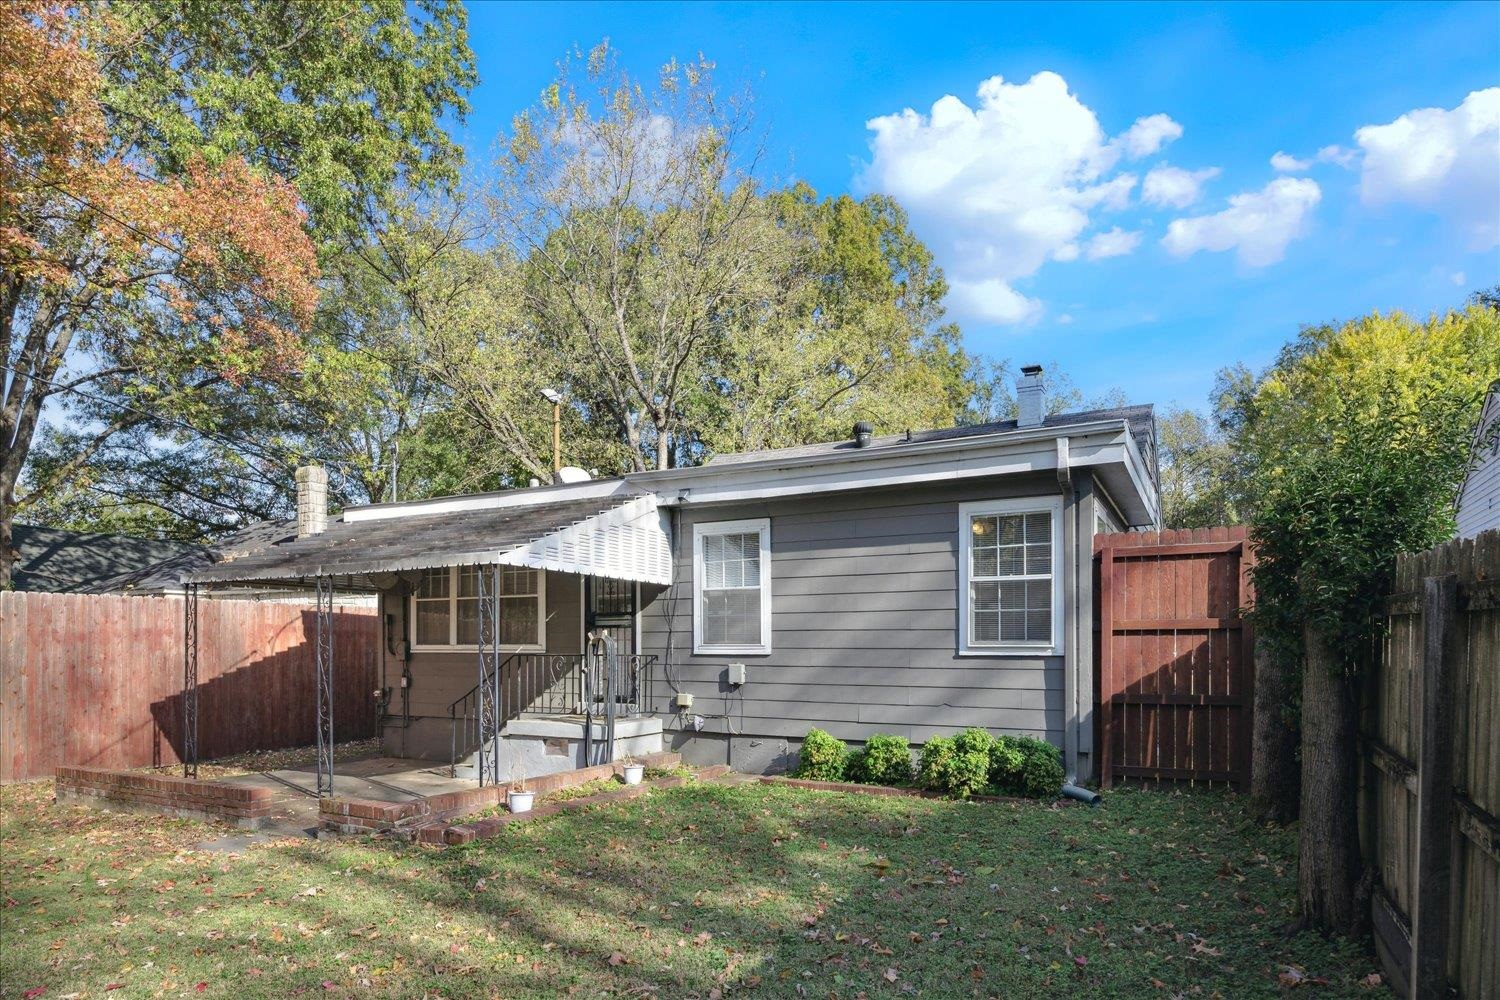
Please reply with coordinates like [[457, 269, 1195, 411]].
[[622, 763, 645, 786], [507, 790, 534, 814]]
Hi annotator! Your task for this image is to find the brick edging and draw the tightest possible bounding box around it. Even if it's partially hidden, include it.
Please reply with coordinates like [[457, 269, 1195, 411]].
[[320, 751, 683, 836], [759, 775, 1056, 805], [54, 765, 275, 829]]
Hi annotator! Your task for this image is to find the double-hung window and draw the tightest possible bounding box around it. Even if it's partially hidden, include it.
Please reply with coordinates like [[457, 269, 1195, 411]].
[[411, 565, 545, 650], [693, 518, 772, 655], [958, 497, 1063, 655]]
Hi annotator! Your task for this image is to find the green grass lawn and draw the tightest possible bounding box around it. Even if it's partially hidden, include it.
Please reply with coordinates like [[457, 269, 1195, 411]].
[[1, 777, 1385, 999]]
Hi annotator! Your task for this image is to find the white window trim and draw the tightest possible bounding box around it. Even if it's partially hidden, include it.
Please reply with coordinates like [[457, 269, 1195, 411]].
[[692, 517, 772, 656], [409, 566, 547, 653], [957, 496, 1065, 656]]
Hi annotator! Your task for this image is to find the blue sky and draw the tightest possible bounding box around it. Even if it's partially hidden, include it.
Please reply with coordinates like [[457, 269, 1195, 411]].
[[460, 1, 1500, 412]]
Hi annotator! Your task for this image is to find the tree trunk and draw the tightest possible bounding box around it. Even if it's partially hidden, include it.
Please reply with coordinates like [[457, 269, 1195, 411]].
[[1250, 641, 1300, 824], [1296, 618, 1366, 935]]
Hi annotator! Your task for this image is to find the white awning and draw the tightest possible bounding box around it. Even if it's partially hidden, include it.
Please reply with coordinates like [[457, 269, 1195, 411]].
[[495, 494, 673, 585]]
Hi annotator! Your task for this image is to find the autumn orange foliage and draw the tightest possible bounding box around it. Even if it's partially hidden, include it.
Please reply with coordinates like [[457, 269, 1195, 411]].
[[0, 0, 319, 379]]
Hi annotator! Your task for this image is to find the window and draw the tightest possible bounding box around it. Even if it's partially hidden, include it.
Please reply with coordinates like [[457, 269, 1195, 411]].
[[693, 518, 772, 654], [410, 565, 545, 650], [958, 497, 1063, 655]]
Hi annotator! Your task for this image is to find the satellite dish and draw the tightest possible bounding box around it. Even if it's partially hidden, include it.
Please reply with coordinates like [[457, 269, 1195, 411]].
[[556, 466, 591, 484]]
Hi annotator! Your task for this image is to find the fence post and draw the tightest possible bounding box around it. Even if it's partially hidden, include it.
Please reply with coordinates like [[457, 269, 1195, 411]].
[[1410, 573, 1459, 1000]]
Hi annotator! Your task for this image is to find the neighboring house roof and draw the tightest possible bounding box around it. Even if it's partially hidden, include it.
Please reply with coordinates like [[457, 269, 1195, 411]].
[[1456, 380, 1500, 540], [90, 520, 296, 594], [707, 404, 1159, 482], [10, 525, 204, 594]]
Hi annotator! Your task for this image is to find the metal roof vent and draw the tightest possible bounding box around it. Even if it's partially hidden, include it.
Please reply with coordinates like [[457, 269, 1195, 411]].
[[853, 421, 873, 448]]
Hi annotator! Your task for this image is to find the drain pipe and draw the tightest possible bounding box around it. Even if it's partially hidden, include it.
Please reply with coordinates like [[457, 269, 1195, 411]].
[[1062, 781, 1102, 806]]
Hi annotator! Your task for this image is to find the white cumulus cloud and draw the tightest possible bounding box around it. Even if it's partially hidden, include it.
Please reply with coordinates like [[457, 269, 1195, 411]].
[[1085, 227, 1142, 260], [1162, 178, 1322, 266], [1354, 88, 1500, 249], [1142, 165, 1221, 208], [859, 71, 1179, 324], [1270, 151, 1311, 173], [1113, 113, 1183, 160]]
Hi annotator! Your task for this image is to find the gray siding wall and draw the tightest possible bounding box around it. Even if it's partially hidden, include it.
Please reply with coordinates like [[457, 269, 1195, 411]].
[[1458, 390, 1500, 539], [639, 472, 1103, 779], [375, 569, 583, 759]]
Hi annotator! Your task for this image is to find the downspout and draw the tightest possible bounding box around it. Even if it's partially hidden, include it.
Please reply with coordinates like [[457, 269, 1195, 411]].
[[1057, 436, 1081, 786]]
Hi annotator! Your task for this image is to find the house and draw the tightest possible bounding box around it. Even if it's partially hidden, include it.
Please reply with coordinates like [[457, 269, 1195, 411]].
[[9, 520, 361, 601], [1457, 379, 1500, 539], [191, 366, 1158, 785], [10, 525, 204, 594]]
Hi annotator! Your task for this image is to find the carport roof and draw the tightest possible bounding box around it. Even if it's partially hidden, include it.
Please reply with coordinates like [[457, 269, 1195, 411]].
[[187, 493, 661, 586]]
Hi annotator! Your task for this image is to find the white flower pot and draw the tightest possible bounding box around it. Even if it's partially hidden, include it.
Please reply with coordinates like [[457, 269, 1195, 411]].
[[507, 790, 534, 814], [622, 763, 645, 786]]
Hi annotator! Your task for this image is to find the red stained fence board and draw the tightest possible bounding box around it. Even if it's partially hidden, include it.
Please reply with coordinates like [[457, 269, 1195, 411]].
[[1095, 527, 1255, 789], [0, 592, 378, 782]]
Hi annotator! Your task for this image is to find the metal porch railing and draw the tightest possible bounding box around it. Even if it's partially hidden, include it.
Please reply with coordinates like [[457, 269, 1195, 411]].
[[448, 652, 657, 776]]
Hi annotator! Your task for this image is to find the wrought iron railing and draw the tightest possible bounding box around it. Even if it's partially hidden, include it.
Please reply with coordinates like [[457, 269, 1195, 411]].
[[448, 652, 657, 776]]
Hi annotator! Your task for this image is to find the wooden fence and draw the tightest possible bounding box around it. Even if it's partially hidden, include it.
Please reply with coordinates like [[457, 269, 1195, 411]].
[[1095, 527, 1255, 788], [1360, 530, 1499, 999], [0, 592, 380, 783]]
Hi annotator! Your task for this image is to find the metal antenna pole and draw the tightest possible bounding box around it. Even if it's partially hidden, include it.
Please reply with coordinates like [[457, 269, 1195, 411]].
[[314, 575, 335, 797], [182, 583, 199, 778]]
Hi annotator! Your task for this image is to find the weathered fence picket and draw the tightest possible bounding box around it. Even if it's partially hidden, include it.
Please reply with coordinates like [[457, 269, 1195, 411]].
[[1360, 529, 1499, 1000]]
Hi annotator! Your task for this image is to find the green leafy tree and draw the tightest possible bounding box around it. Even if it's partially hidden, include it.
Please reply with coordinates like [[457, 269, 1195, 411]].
[[693, 185, 971, 455], [7, 2, 476, 563], [1156, 406, 1246, 528], [1244, 307, 1499, 934]]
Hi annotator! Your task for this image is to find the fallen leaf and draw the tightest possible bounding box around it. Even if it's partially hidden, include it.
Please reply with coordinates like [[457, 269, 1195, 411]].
[[608, 952, 626, 967], [884, 968, 899, 983]]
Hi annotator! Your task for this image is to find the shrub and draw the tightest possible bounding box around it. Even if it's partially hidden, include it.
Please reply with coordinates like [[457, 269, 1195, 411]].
[[987, 738, 1025, 793], [843, 747, 868, 783], [1014, 736, 1064, 798], [991, 735, 1063, 798], [855, 735, 913, 786], [918, 735, 990, 798], [946, 750, 991, 798], [917, 736, 955, 792], [794, 729, 848, 781], [953, 727, 996, 758]]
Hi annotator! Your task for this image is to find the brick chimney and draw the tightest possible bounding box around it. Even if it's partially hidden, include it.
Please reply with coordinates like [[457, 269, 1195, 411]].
[[295, 465, 328, 537], [1017, 364, 1046, 428]]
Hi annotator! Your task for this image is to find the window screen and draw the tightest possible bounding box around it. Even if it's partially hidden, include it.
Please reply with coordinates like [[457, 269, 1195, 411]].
[[499, 567, 540, 646], [698, 527, 766, 649], [414, 568, 451, 646], [414, 565, 543, 648], [968, 509, 1052, 645]]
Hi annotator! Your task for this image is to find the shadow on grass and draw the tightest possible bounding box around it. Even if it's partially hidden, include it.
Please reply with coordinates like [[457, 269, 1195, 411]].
[[1, 780, 1384, 999]]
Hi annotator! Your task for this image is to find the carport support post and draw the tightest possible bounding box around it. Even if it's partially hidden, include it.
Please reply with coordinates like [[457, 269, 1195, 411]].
[[314, 575, 335, 797], [182, 582, 199, 779], [475, 565, 500, 786]]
